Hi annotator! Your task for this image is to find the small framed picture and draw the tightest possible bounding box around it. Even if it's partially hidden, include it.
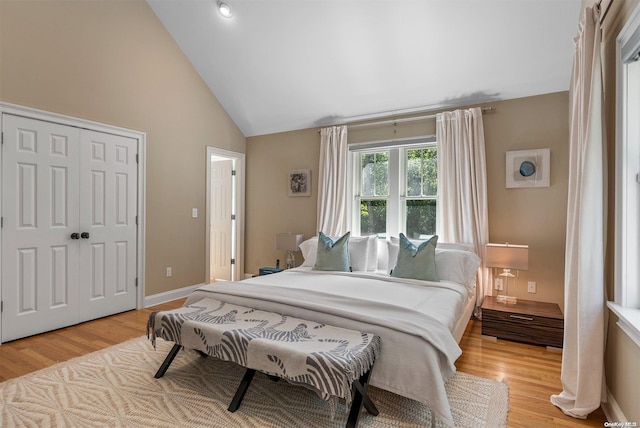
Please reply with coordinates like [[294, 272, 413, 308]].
[[506, 148, 550, 188], [288, 169, 311, 196]]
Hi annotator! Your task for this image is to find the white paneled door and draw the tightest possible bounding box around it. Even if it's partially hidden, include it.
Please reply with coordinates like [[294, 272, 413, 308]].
[[1, 115, 138, 342], [209, 159, 233, 282], [78, 130, 138, 321]]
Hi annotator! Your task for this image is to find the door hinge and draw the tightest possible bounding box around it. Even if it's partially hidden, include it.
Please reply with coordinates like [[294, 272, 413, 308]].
[[135, 278, 138, 287], [636, 173, 640, 183], [231, 214, 236, 220], [231, 169, 236, 176], [1, 132, 4, 144], [230, 258, 236, 265], [135, 215, 138, 225], [1, 301, 3, 313], [1, 217, 3, 228], [136, 154, 139, 163]]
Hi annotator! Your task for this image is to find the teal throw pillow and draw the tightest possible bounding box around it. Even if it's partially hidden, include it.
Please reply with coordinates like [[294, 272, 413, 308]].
[[391, 233, 439, 281], [313, 231, 351, 272]]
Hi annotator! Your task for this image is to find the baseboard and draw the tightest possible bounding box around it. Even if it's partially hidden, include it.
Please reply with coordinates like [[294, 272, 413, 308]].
[[602, 387, 627, 423], [144, 283, 206, 308]]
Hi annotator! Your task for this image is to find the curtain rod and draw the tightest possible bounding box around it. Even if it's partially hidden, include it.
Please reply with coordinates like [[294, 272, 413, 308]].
[[597, 0, 613, 23], [346, 106, 495, 131], [318, 106, 495, 133]]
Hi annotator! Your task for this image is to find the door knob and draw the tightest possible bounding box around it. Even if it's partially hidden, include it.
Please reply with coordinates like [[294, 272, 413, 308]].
[[70, 233, 80, 240], [81, 232, 90, 239]]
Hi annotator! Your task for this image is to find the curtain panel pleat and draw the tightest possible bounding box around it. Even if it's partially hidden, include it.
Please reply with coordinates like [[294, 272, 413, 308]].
[[317, 126, 348, 236], [550, 5, 607, 418], [436, 107, 490, 313]]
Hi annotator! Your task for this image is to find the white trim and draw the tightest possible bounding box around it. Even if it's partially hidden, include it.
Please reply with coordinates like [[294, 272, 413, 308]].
[[144, 283, 205, 308], [205, 146, 245, 283], [608, 302, 640, 348], [0, 102, 147, 343], [602, 387, 629, 424], [614, 2, 640, 310]]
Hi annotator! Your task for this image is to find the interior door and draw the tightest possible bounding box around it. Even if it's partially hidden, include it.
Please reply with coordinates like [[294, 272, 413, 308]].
[[209, 158, 233, 281], [1, 115, 81, 341], [78, 130, 138, 321]]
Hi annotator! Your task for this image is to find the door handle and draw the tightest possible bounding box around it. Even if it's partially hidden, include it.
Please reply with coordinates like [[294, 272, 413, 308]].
[[81, 232, 90, 239], [71, 233, 80, 240]]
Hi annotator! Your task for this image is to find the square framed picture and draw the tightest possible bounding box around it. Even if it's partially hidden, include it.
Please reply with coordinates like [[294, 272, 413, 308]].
[[506, 148, 550, 188], [288, 169, 311, 196]]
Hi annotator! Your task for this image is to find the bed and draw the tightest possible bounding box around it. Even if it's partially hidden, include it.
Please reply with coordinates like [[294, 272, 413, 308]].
[[184, 235, 480, 427]]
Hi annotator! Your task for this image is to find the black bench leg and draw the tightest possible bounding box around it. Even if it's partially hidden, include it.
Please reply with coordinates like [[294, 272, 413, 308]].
[[228, 368, 256, 412], [154, 344, 183, 378], [346, 368, 378, 428]]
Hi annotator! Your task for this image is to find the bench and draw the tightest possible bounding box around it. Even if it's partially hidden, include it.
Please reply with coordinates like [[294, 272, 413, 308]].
[[147, 297, 381, 427]]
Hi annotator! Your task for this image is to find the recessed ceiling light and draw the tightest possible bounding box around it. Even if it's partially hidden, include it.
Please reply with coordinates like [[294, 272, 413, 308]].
[[217, 1, 233, 18]]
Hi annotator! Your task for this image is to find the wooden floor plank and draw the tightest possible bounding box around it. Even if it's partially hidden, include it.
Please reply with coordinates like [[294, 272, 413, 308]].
[[0, 299, 607, 426]]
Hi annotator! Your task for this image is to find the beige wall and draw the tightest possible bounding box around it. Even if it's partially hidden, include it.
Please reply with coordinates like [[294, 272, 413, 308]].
[[599, 0, 640, 422], [246, 93, 570, 308], [0, 0, 246, 296]]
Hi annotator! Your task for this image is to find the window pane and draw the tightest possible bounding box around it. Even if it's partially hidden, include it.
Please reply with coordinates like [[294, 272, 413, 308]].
[[406, 148, 437, 197], [361, 152, 389, 197], [406, 199, 436, 238], [360, 199, 386, 236]]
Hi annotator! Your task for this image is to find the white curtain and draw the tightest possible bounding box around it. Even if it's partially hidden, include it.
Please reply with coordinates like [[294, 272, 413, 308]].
[[436, 107, 490, 311], [550, 5, 607, 418], [317, 125, 348, 236]]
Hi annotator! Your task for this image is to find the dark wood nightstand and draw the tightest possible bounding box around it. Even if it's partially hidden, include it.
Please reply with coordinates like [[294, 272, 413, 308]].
[[481, 296, 564, 348]]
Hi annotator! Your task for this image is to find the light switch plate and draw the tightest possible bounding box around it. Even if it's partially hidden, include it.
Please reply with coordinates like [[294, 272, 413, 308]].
[[528, 281, 537, 293], [192, 208, 198, 218]]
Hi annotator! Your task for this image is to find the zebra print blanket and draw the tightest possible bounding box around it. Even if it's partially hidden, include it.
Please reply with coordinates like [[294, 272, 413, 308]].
[[147, 297, 380, 405]]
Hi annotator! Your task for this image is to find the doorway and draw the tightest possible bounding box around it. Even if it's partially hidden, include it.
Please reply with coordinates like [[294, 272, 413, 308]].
[[205, 147, 245, 283]]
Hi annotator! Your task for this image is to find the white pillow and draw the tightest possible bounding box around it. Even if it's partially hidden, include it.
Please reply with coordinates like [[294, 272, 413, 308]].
[[434, 249, 481, 288], [387, 240, 481, 287], [299, 235, 371, 271], [299, 238, 317, 267], [366, 235, 378, 271], [389, 235, 475, 253]]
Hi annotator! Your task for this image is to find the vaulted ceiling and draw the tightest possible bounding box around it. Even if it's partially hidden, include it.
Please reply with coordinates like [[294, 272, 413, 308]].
[[148, 0, 582, 137]]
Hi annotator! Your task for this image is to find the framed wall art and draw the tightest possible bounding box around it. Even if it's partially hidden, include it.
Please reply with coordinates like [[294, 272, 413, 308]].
[[506, 148, 550, 188], [288, 169, 311, 196]]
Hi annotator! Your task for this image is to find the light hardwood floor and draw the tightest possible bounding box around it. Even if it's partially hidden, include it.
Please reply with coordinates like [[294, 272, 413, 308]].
[[0, 299, 608, 427]]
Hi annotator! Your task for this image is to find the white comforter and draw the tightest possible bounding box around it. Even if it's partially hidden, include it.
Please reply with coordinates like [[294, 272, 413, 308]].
[[184, 268, 470, 426]]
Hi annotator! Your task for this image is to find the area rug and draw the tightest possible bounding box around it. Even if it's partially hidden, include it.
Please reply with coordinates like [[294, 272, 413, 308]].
[[0, 337, 508, 427]]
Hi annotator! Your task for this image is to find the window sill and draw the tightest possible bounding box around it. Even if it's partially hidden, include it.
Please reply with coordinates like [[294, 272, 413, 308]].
[[607, 302, 640, 348]]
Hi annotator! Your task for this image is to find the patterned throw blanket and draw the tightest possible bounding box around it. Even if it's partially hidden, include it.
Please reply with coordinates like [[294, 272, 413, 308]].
[[147, 297, 381, 406]]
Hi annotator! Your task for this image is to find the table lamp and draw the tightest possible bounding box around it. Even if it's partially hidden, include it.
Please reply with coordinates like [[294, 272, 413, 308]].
[[276, 233, 305, 269], [485, 243, 529, 304]]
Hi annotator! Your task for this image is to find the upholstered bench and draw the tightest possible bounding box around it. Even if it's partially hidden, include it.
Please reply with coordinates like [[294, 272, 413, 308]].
[[147, 297, 381, 427]]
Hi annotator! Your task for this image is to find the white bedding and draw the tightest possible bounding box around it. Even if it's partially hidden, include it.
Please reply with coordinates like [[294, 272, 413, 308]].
[[184, 267, 473, 427]]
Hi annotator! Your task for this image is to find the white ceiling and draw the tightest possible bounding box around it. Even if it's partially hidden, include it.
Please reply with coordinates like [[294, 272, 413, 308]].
[[148, 0, 582, 137]]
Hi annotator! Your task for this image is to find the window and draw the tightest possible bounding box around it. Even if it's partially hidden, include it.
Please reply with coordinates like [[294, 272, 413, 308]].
[[349, 139, 437, 239], [611, 2, 640, 346]]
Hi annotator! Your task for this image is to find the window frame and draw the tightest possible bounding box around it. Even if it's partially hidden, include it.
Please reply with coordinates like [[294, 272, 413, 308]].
[[611, 1, 640, 347], [347, 137, 437, 239]]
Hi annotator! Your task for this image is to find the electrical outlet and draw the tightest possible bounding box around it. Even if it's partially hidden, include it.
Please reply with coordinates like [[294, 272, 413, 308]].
[[166, 267, 172, 277], [495, 278, 504, 291], [528, 281, 537, 293]]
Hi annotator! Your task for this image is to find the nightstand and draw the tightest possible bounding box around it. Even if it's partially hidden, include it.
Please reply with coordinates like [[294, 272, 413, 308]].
[[481, 296, 564, 348], [258, 267, 283, 276]]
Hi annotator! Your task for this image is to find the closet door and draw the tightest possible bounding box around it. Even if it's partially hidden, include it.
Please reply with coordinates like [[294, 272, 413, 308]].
[[78, 130, 137, 321], [1, 115, 81, 341]]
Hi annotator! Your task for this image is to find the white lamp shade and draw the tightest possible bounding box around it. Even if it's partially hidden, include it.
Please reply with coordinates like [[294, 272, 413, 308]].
[[485, 243, 529, 270], [275, 233, 304, 252]]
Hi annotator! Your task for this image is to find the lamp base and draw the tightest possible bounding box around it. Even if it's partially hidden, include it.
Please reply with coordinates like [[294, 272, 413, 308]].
[[496, 295, 518, 304]]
